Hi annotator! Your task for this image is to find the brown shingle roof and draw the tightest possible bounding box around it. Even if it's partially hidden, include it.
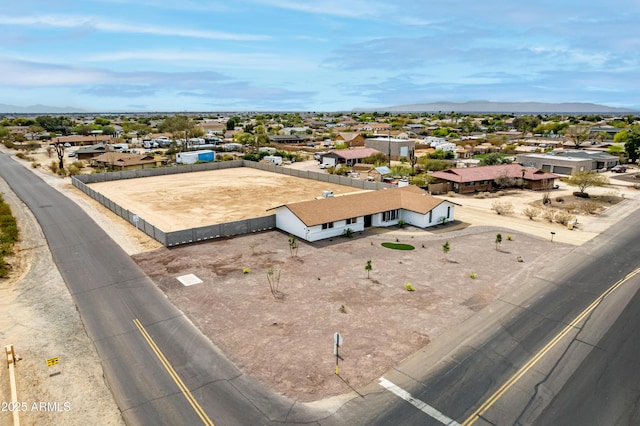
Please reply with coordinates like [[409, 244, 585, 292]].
[[92, 152, 156, 167], [327, 148, 381, 160], [430, 164, 557, 183], [277, 186, 449, 226]]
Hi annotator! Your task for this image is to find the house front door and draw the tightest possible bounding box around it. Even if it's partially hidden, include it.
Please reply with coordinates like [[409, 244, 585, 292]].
[[364, 215, 372, 228]]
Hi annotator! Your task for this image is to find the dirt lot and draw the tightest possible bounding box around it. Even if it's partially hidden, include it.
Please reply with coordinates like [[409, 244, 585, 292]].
[[132, 226, 574, 402], [89, 168, 366, 231]]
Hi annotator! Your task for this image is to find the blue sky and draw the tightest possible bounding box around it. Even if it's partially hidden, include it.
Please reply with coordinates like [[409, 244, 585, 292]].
[[1, 1, 639, 112]]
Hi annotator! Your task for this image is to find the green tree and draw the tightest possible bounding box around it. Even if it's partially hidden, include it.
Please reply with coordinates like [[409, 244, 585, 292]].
[[495, 233, 502, 251], [614, 130, 629, 143], [479, 153, 511, 166], [442, 241, 450, 256], [365, 259, 372, 279], [566, 171, 609, 195], [624, 128, 640, 163]]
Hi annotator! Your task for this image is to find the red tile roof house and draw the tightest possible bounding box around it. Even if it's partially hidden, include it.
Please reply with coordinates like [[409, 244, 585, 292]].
[[320, 148, 381, 167], [271, 185, 458, 242], [429, 164, 558, 194]]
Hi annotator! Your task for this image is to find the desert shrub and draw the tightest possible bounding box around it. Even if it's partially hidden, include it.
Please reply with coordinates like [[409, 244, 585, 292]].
[[491, 201, 514, 215], [598, 191, 620, 204], [73, 160, 85, 168], [405, 283, 415, 291], [555, 197, 564, 202], [57, 168, 67, 177], [469, 273, 477, 279], [580, 200, 601, 214], [48, 161, 59, 174], [3, 140, 15, 149], [495, 191, 505, 197], [446, 191, 456, 197], [564, 203, 578, 214], [555, 211, 575, 225], [522, 207, 540, 220], [542, 209, 556, 222], [31, 162, 39, 169], [15, 152, 27, 160], [573, 191, 590, 198], [67, 165, 81, 176]]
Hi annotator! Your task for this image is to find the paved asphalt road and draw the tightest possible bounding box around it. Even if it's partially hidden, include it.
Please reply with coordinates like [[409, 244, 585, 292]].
[[3, 149, 640, 426], [0, 153, 322, 425], [329, 193, 640, 425]]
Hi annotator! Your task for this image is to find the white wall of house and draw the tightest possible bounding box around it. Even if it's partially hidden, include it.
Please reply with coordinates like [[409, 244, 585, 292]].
[[275, 202, 456, 242], [401, 202, 455, 228], [274, 207, 365, 242], [305, 218, 364, 242]]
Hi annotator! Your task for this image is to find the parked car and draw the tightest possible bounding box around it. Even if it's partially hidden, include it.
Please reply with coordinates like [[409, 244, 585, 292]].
[[611, 165, 627, 173]]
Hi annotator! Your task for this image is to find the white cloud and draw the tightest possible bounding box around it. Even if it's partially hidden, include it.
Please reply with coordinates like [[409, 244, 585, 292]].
[[0, 14, 269, 41], [248, 0, 391, 19], [84, 49, 318, 71]]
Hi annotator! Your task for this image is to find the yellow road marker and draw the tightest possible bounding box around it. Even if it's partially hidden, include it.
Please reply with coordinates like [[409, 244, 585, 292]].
[[462, 267, 640, 426], [133, 319, 214, 426]]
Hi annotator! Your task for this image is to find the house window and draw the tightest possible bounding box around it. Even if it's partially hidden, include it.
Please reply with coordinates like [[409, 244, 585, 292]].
[[429, 210, 433, 222], [321, 222, 334, 230], [465, 182, 474, 186], [382, 209, 399, 222], [447, 206, 451, 219], [346, 217, 358, 225]]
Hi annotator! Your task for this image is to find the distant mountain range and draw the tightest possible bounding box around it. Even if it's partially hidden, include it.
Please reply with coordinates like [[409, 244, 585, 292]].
[[0, 103, 87, 114], [355, 101, 637, 114]]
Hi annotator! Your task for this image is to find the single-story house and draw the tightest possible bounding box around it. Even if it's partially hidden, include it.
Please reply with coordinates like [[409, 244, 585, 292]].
[[74, 143, 110, 161], [429, 163, 558, 194], [516, 151, 619, 175], [271, 185, 458, 242], [269, 134, 308, 144], [91, 152, 158, 171], [320, 148, 381, 167], [51, 135, 112, 147]]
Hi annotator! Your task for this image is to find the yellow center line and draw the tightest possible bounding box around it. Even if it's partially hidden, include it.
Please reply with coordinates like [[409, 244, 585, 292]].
[[133, 318, 214, 426], [462, 267, 640, 426]]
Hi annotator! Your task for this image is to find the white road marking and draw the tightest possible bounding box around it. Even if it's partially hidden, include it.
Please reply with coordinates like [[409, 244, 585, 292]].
[[379, 377, 461, 426]]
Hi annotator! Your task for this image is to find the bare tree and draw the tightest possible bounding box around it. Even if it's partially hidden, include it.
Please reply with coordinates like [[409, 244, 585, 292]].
[[266, 267, 284, 300], [565, 125, 591, 148]]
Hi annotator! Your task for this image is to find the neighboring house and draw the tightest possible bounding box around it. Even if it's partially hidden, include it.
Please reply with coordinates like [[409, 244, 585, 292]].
[[365, 137, 416, 160], [269, 134, 308, 144], [429, 163, 558, 194], [354, 122, 391, 133], [74, 143, 109, 161], [51, 135, 111, 146], [516, 151, 619, 175], [271, 185, 458, 242], [91, 152, 158, 170], [333, 132, 365, 148], [320, 148, 381, 167]]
